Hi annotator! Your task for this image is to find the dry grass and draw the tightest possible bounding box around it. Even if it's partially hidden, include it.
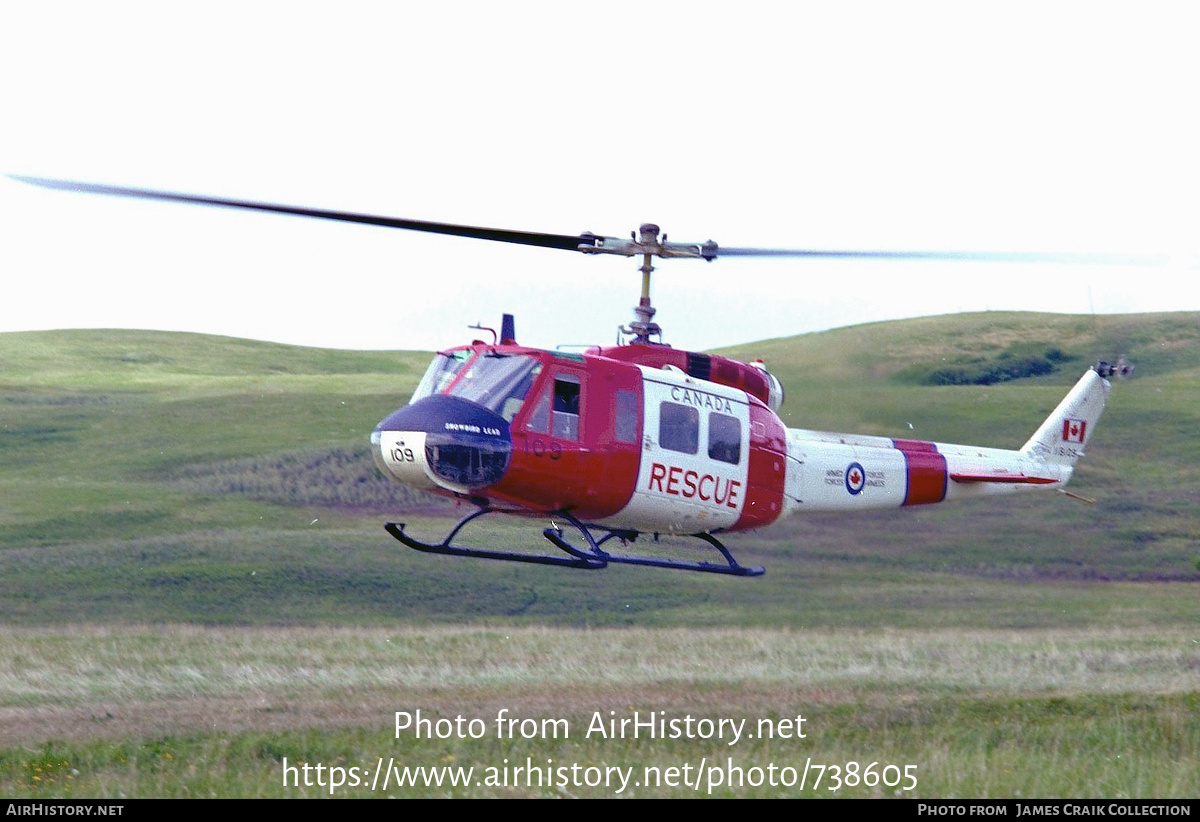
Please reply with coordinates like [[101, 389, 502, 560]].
[[3, 624, 1196, 746]]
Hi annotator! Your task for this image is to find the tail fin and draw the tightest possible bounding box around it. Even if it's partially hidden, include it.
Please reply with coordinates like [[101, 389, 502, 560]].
[[1021, 369, 1111, 466]]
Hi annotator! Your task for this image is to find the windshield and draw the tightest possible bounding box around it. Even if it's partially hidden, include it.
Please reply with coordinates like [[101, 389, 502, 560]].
[[410, 350, 472, 404], [447, 354, 543, 421]]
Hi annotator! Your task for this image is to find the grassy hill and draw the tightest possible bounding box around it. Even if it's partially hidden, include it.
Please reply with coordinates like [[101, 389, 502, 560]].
[[1, 314, 1198, 628]]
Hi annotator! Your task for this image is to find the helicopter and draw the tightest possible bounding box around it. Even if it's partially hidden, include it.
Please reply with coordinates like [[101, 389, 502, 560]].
[[12, 175, 1113, 576]]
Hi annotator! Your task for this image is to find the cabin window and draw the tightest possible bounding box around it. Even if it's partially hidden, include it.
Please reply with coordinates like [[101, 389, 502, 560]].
[[614, 390, 638, 444], [708, 412, 741, 465], [659, 401, 699, 454]]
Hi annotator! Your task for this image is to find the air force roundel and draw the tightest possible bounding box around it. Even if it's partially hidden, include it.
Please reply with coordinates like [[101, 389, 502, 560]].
[[845, 462, 866, 495]]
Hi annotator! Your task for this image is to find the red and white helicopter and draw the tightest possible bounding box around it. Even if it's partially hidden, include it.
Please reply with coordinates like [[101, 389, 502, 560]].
[[14, 176, 1113, 576]]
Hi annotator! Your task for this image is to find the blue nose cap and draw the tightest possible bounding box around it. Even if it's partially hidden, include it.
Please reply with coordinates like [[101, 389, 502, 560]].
[[376, 394, 512, 489]]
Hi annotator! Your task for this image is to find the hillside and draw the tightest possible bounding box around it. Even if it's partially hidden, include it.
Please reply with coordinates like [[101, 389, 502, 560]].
[[1, 313, 1198, 627]]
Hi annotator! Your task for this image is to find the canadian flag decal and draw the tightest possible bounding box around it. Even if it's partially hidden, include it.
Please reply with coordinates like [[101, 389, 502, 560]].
[[1062, 419, 1087, 443]]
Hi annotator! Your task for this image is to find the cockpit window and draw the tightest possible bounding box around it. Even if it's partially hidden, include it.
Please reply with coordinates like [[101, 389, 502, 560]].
[[445, 354, 543, 421], [410, 350, 472, 403], [551, 375, 581, 440]]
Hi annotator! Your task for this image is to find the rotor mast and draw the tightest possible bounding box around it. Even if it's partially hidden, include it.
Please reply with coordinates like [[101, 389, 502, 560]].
[[579, 222, 718, 344], [630, 224, 662, 343]]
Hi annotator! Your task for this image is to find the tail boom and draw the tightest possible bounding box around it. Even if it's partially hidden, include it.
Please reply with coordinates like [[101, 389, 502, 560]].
[[781, 369, 1109, 515]]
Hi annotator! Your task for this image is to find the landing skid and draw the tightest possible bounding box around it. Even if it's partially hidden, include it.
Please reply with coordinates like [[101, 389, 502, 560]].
[[385, 508, 603, 569], [385, 508, 764, 577]]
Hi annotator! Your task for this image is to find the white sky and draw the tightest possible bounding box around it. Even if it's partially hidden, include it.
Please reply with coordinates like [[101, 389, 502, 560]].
[[2, 2, 1197, 353]]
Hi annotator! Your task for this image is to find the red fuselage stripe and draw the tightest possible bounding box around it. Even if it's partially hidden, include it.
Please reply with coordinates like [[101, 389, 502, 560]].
[[893, 438, 948, 506]]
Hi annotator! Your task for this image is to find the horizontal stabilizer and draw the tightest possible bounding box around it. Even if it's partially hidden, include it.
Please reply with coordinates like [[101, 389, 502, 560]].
[[950, 473, 1057, 485]]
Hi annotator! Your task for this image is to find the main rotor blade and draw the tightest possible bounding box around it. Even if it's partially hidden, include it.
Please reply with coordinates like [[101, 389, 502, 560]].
[[9, 175, 593, 252], [713, 246, 1166, 266], [10, 175, 1167, 267]]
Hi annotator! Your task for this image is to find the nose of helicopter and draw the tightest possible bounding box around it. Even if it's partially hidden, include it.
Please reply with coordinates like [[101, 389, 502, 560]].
[[371, 394, 512, 493]]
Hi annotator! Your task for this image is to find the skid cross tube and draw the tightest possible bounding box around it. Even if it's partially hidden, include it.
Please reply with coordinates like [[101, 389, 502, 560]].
[[386, 508, 764, 576], [540, 511, 765, 576], [385, 509, 605, 570]]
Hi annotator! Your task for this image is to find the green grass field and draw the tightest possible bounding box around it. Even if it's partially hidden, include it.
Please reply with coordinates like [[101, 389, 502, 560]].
[[1, 313, 1197, 797]]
